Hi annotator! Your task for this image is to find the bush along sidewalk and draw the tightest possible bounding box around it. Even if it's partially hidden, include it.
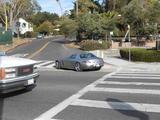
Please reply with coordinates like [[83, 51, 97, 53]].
[[120, 48, 160, 62], [80, 40, 111, 51]]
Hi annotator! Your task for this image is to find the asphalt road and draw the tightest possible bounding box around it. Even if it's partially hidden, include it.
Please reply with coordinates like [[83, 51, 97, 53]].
[[0, 71, 106, 120], [1, 37, 160, 120]]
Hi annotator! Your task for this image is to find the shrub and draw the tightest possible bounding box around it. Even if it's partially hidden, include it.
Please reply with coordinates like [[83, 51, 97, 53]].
[[80, 40, 111, 51], [25, 32, 38, 38], [120, 48, 160, 62]]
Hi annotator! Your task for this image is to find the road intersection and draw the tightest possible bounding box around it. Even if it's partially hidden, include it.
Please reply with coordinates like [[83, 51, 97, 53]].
[[1, 37, 160, 120]]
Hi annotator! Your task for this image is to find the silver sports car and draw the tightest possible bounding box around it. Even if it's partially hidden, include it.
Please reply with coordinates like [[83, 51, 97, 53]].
[[55, 53, 104, 71]]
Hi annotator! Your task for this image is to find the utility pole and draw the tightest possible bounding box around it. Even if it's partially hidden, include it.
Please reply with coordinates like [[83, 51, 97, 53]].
[[128, 25, 131, 62]]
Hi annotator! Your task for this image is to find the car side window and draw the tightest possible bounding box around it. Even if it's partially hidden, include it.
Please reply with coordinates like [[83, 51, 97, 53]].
[[80, 54, 87, 59], [88, 53, 96, 58], [69, 54, 77, 59]]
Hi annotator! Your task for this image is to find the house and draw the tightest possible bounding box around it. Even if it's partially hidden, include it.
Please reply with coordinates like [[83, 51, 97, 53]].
[[13, 18, 33, 35]]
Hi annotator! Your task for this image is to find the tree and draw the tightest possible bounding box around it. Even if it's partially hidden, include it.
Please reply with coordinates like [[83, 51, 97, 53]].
[[142, 0, 160, 39], [37, 21, 54, 35], [121, 0, 144, 37], [59, 18, 78, 38], [55, 0, 63, 16], [74, 0, 98, 15], [102, 0, 131, 12], [0, 0, 41, 29], [26, 12, 59, 27]]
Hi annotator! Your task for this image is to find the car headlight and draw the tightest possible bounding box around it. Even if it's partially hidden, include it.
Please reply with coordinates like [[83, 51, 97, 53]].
[[5, 68, 17, 79], [33, 65, 38, 73], [0, 68, 17, 79]]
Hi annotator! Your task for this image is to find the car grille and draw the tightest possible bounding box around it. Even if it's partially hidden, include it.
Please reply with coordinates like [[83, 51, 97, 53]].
[[17, 65, 33, 76]]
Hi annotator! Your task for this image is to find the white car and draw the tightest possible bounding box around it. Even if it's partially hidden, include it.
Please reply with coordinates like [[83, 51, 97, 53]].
[[0, 52, 39, 93]]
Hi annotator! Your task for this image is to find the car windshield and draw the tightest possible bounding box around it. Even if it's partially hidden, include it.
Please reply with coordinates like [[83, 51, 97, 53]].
[[80, 53, 96, 59]]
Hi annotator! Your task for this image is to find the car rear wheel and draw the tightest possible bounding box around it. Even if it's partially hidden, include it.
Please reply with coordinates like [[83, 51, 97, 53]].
[[55, 61, 61, 69], [74, 63, 82, 72]]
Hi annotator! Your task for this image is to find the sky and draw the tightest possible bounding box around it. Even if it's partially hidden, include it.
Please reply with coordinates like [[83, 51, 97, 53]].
[[37, 0, 76, 16]]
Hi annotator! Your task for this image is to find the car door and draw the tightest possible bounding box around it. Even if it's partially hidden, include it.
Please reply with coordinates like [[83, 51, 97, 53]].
[[63, 54, 77, 69], [67, 54, 77, 69]]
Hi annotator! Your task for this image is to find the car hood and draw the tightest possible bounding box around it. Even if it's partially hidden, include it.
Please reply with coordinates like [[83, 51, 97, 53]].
[[0, 56, 36, 68]]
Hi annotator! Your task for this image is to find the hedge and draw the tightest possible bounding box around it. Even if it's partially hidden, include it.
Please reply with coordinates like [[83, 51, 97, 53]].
[[120, 48, 160, 62], [80, 40, 111, 51]]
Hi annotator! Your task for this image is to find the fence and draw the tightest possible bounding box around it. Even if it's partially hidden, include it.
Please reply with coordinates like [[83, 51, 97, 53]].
[[0, 27, 13, 45]]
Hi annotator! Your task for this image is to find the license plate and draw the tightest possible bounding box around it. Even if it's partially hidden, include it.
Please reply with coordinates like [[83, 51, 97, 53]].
[[28, 79, 34, 85]]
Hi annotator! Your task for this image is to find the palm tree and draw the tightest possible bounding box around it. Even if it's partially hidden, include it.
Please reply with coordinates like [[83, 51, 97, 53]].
[[55, 0, 63, 16]]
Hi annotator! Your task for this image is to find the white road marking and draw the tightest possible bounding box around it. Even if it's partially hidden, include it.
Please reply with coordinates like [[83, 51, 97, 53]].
[[109, 76, 160, 79], [34, 68, 122, 120], [62, 44, 68, 50], [45, 63, 55, 68], [35, 61, 44, 64], [117, 72, 160, 74], [99, 81, 160, 86], [11, 53, 29, 57], [91, 87, 160, 95], [36, 61, 53, 67], [115, 73, 160, 77], [50, 119, 62, 120], [71, 99, 160, 113]]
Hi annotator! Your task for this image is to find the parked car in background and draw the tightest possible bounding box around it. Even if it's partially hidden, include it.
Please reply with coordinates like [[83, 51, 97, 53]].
[[0, 53, 39, 93], [37, 34, 44, 39], [55, 53, 104, 71], [0, 51, 6, 56]]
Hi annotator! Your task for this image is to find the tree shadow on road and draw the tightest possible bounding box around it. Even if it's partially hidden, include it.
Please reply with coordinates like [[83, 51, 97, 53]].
[[106, 98, 149, 120]]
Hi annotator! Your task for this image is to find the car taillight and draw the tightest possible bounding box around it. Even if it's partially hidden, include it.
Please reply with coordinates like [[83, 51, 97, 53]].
[[0, 68, 5, 80]]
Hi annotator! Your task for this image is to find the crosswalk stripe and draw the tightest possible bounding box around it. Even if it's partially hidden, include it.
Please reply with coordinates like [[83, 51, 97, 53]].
[[11, 53, 29, 57], [91, 87, 160, 95], [45, 63, 55, 68], [99, 81, 160, 86], [42, 61, 54, 66], [108, 76, 160, 79], [117, 72, 160, 74], [34, 69, 121, 120], [36, 61, 53, 67], [115, 73, 160, 77], [35, 61, 44, 65], [71, 99, 160, 113]]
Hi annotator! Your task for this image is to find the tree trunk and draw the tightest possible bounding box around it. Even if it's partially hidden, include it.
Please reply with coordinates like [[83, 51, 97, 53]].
[[9, 10, 13, 30]]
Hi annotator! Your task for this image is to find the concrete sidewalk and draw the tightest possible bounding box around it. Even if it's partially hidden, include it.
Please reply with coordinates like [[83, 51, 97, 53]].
[[104, 57, 160, 72], [91, 50, 160, 72]]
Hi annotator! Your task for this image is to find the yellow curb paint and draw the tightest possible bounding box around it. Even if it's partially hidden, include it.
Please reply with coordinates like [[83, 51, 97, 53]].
[[27, 41, 51, 59]]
